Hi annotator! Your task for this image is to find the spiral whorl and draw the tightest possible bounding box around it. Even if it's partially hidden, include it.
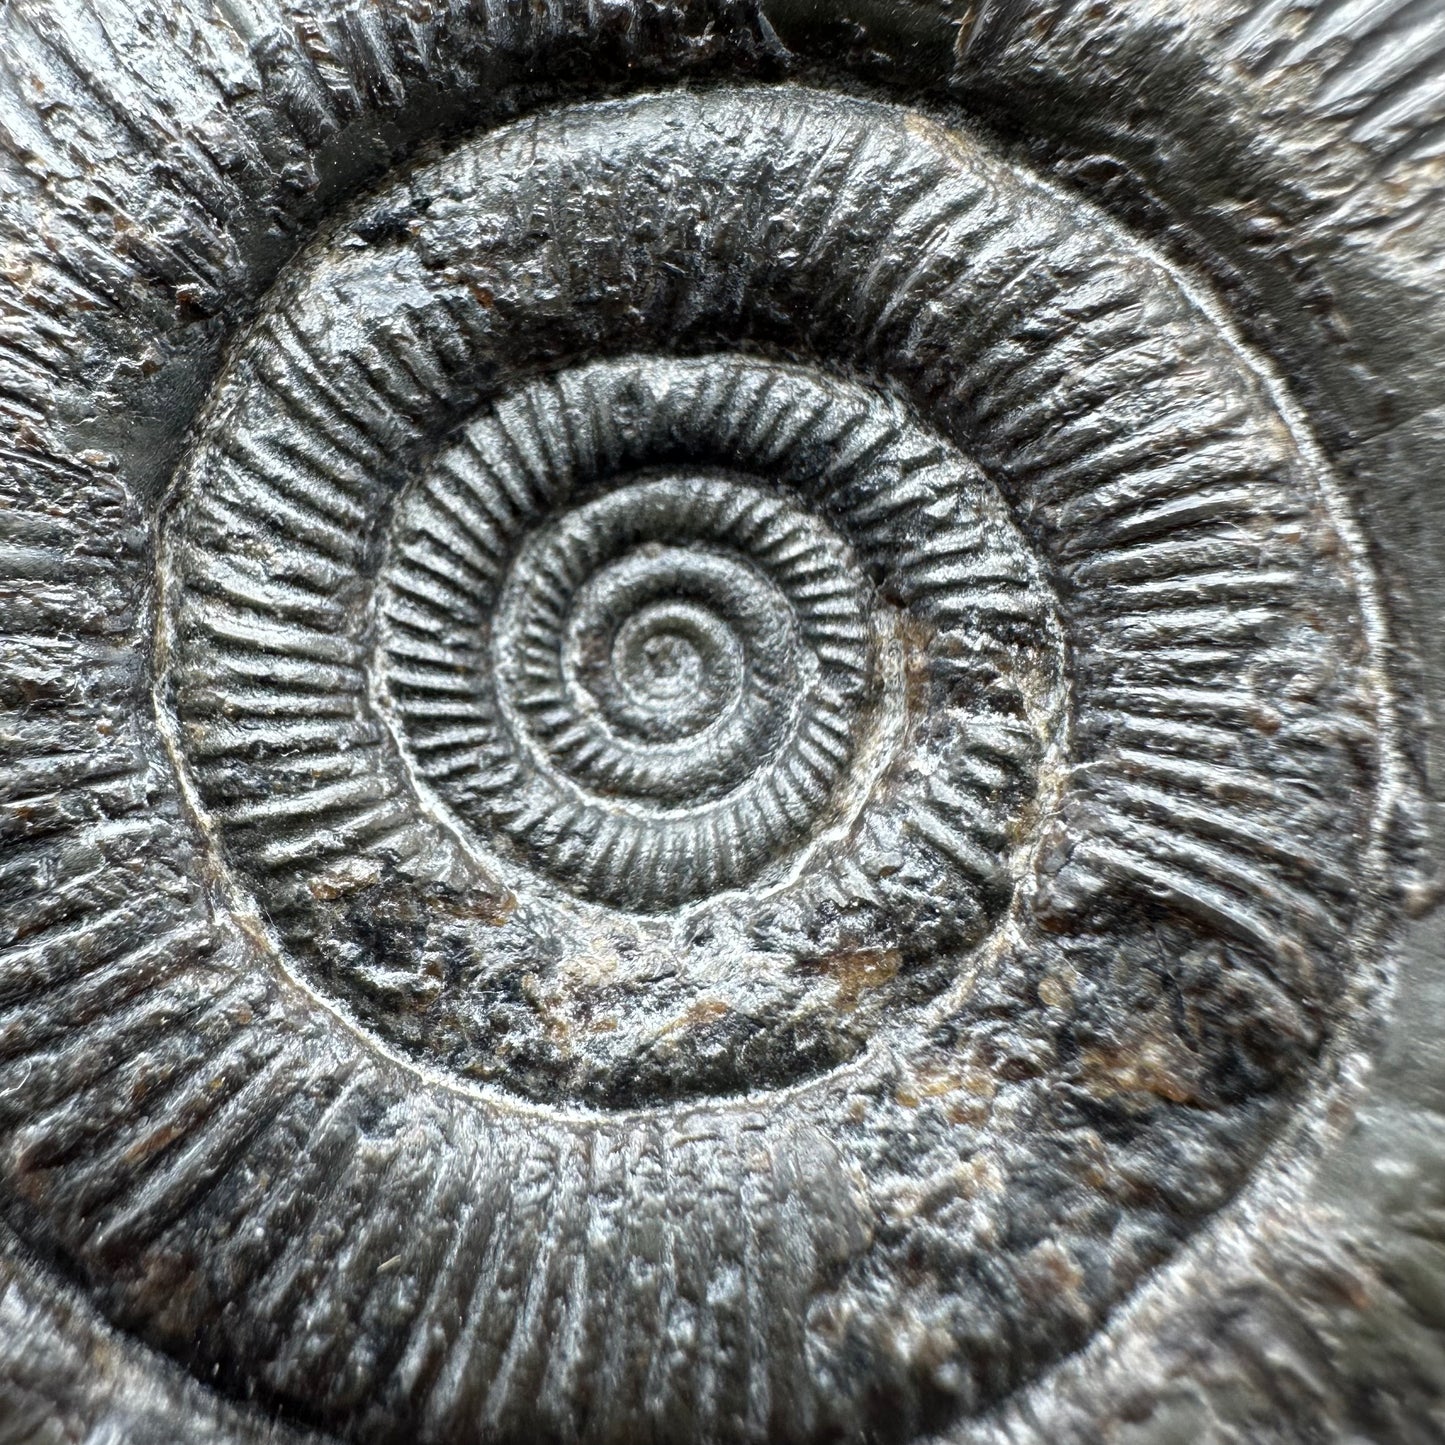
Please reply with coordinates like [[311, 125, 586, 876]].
[[383, 417, 881, 908], [378, 353, 1051, 916]]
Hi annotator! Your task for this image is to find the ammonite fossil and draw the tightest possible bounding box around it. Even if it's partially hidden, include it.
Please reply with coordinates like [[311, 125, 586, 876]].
[[0, 2, 1443, 1442]]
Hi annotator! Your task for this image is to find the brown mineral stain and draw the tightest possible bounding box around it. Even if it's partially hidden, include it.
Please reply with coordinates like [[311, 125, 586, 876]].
[[955, 1098, 997, 1127], [1019, 1241, 1085, 1305], [659, 998, 730, 1037], [953, 1155, 1005, 1199], [308, 860, 514, 925], [1081, 1042, 1198, 1105], [442, 886, 516, 925], [949, 1069, 999, 1125], [124, 1121, 187, 1165], [520, 973, 572, 1043], [896, 1062, 997, 1124], [1249, 704, 1284, 735], [815, 946, 901, 1009], [307, 857, 384, 901], [1037, 973, 1071, 1008]]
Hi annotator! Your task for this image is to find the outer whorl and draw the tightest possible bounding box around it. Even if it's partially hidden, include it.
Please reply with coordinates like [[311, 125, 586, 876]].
[[0, 4, 1441, 1444]]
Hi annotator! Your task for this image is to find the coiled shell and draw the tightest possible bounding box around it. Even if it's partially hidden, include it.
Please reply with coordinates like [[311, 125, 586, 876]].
[[0, 3, 1441, 1443]]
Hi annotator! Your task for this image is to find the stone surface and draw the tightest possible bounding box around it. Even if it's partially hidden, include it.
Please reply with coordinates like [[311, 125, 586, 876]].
[[0, 3, 1441, 1443]]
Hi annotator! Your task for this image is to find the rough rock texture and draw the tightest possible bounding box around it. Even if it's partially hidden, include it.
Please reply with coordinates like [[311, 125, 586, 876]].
[[0, 2, 1441, 1443]]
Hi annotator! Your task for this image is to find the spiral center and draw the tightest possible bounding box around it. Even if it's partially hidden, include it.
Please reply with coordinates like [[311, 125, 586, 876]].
[[623, 624, 699, 701], [609, 603, 735, 729], [566, 545, 764, 757]]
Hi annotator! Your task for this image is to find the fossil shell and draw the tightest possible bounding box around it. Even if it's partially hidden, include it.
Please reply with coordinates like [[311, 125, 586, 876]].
[[0, 3, 1442, 1443]]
